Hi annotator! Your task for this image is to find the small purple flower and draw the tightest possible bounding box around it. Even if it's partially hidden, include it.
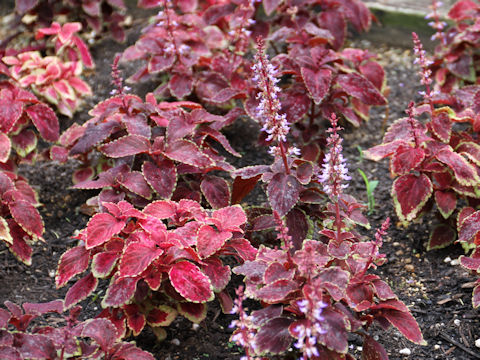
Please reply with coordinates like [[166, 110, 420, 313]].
[[318, 113, 351, 198]]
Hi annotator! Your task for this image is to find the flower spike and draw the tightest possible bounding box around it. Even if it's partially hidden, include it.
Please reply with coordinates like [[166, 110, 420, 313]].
[[318, 113, 351, 198], [251, 37, 298, 170]]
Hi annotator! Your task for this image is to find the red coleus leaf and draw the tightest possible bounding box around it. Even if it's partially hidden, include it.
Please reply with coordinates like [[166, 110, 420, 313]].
[[427, 224, 456, 251], [124, 304, 146, 336], [25, 104, 59, 142], [177, 302, 207, 323], [202, 258, 230, 292], [118, 171, 152, 199], [231, 175, 260, 204], [225, 238, 257, 261], [359, 61, 385, 90], [457, 141, 480, 167], [102, 277, 139, 307], [197, 224, 231, 259], [147, 305, 177, 327], [118, 242, 163, 278], [0, 346, 20, 359], [0, 133, 11, 163], [0, 98, 22, 133], [254, 317, 293, 355], [263, 262, 294, 284], [81, 318, 117, 353], [337, 73, 386, 105], [458, 210, 480, 243], [279, 90, 310, 124], [211, 205, 247, 232], [162, 139, 213, 168], [267, 173, 301, 216], [375, 301, 426, 345], [293, 240, 329, 276], [12, 333, 56, 359], [286, 208, 309, 249], [431, 111, 452, 143], [169, 261, 214, 303], [436, 148, 480, 186], [92, 251, 120, 278], [7, 219, 32, 265], [86, 213, 126, 249], [64, 272, 98, 309], [362, 335, 389, 360], [473, 284, 480, 308], [391, 145, 424, 176], [434, 190, 456, 219], [200, 175, 230, 209], [301, 67, 331, 104], [8, 199, 43, 239], [99, 135, 150, 158], [392, 173, 432, 224], [460, 254, 480, 272], [169, 74, 193, 99], [56, 245, 90, 287], [11, 129, 36, 157], [142, 160, 176, 199], [255, 279, 298, 303]]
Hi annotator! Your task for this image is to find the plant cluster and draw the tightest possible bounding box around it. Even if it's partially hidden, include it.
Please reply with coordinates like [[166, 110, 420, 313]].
[[0, 0, 442, 358], [231, 116, 424, 360], [365, 0, 480, 313], [14, 0, 128, 42], [0, 299, 155, 359], [2, 21, 93, 117]]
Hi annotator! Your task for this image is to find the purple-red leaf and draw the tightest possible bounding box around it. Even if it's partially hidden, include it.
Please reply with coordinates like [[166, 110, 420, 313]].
[[267, 173, 301, 216], [118, 242, 163, 278], [99, 135, 150, 158], [8, 200, 43, 239], [86, 213, 125, 249], [142, 160, 176, 199], [169, 261, 214, 303], [337, 73, 386, 105], [197, 224, 231, 259], [163, 139, 213, 168], [64, 272, 98, 309], [254, 317, 293, 354], [392, 174, 432, 224], [25, 104, 59, 142], [362, 335, 389, 360], [301, 67, 331, 104], [200, 175, 230, 209], [81, 318, 117, 352], [56, 246, 90, 287]]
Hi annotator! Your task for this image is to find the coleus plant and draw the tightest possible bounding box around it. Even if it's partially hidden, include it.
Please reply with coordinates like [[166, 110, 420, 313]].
[[122, 0, 246, 101], [244, 0, 388, 132], [0, 299, 155, 359], [2, 22, 93, 117], [15, 0, 128, 42], [55, 200, 256, 339], [52, 55, 242, 212], [0, 81, 60, 265], [426, 0, 480, 94], [456, 207, 480, 308], [233, 39, 369, 251], [365, 33, 480, 250], [230, 115, 425, 359]]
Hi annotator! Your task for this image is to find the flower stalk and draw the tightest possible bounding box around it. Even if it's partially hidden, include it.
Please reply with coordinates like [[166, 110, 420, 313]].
[[318, 113, 351, 240], [251, 37, 293, 174]]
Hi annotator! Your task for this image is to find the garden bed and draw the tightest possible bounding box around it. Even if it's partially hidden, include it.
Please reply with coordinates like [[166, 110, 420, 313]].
[[0, 1, 479, 359]]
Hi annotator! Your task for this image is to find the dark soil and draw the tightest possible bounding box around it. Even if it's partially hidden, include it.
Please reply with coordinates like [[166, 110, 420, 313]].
[[0, 3, 479, 360]]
